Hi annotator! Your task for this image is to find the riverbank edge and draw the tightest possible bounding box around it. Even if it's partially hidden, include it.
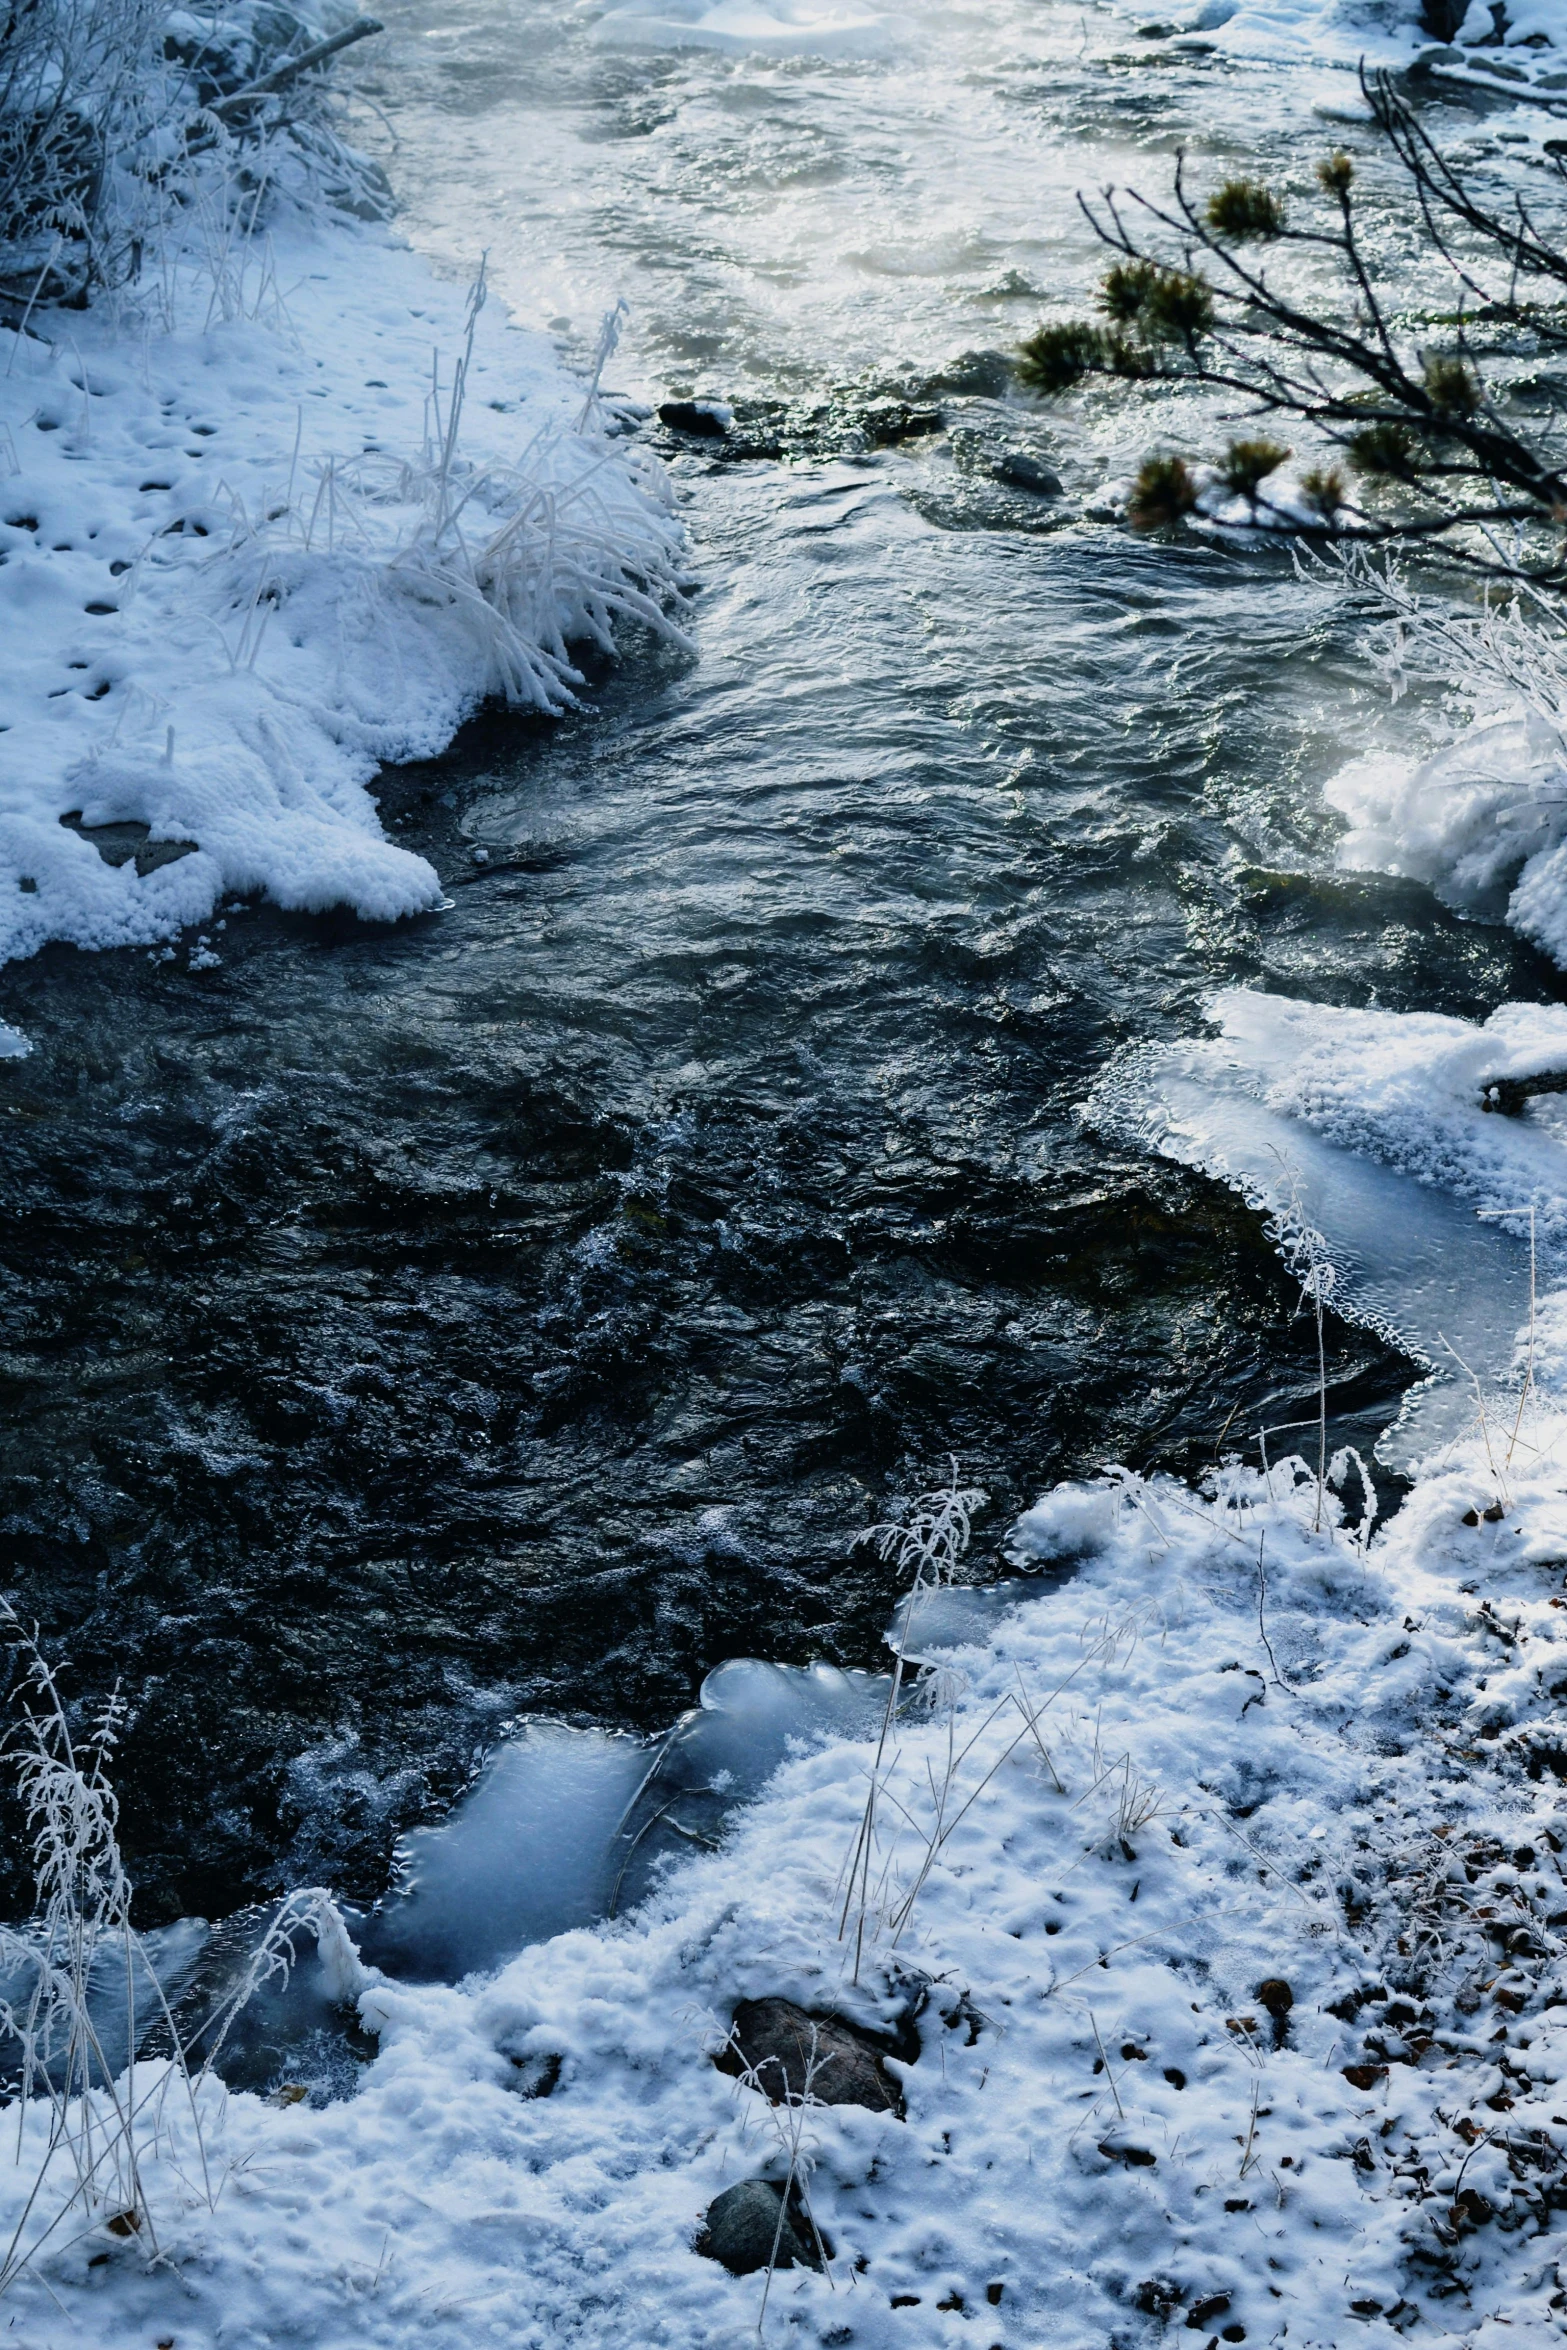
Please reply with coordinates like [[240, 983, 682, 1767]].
[[0, 209, 685, 1005], [4, 1416, 1567, 2345]]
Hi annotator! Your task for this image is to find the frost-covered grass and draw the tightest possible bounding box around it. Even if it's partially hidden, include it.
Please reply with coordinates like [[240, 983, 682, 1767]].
[[0, 1612, 360, 2303], [0, 225, 686, 978]]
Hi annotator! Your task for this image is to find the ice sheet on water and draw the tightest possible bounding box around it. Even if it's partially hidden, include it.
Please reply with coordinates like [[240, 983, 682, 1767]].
[[889, 1578, 1060, 1658], [357, 1723, 650, 1983], [587, 0, 891, 52], [1094, 989, 1567, 1469], [0, 1918, 207, 2091], [358, 1661, 886, 1984]]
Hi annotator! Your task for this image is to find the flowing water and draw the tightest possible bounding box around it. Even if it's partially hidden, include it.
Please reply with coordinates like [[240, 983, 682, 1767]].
[[0, 3, 1557, 1930]]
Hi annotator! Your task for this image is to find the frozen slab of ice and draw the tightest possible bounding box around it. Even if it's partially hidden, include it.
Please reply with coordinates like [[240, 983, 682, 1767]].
[[357, 1723, 651, 1983], [588, 0, 891, 53], [0, 1918, 208, 2092], [1094, 990, 1567, 1470], [889, 1580, 1046, 1659], [359, 1662, 886, 1984]]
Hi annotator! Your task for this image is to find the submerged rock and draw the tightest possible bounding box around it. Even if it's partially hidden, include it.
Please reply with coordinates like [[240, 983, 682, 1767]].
[[698, 2178, 823, 2275], [921, 348, 1015, 398], [653, 388, 940, 464], [990, 450, 1064, 497], [719, 1994, 907, 2115]]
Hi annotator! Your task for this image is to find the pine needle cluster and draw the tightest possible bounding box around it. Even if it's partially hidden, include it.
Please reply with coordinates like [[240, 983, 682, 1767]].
[[1204, 178, 1286, 240], [1012, 71, 1567, 583]]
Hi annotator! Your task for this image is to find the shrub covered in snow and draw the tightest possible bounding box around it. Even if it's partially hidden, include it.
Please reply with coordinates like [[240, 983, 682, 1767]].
[[0, 0, 384, 309]]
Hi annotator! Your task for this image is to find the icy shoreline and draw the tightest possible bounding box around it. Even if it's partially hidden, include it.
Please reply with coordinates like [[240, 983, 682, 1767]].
[[0, 219, 684, 990], [0, 992, 1560, 2340], [16, 1419, 1567, 2347], [14, 990, 1567, 2348]]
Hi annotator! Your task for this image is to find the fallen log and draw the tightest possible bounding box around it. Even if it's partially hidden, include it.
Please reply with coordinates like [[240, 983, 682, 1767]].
[[208, 18, 384, 118], [1479, 1069, 1567, 1116]]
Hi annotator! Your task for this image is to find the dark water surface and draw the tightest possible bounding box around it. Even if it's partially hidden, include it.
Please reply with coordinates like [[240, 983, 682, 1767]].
[[2, 20, 1560, 1920]]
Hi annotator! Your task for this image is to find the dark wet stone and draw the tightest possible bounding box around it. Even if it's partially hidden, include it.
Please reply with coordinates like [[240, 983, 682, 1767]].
[[857, 400, 942, 446], [698, 2178, 822, 2274], [656, 388, 940, 464], [922, 349, 1014, 398], [719, 1995, 906, 2115], [59, 814, 198, 876], [990, 451, 1063, 496], [658, 400, 728, 437]]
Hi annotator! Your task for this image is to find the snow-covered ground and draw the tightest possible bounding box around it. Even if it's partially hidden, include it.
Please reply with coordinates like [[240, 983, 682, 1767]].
[[13, 1419, 1567, 2348], [1099, 0, 1563, 87], [1329, 634, 1567, 974], [0, 223, 684, 992], [8, 993, 1567, 2347]]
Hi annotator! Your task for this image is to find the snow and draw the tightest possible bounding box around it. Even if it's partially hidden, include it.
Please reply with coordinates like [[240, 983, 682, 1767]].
[[1330, 716, 1567, 970], [1093, 989, 1567, 1466], [1098, 0, 1426, 67], [0, 223, 685, 982], [15, 1414, 1567, 2346], [1093, 0, 1562, 91]]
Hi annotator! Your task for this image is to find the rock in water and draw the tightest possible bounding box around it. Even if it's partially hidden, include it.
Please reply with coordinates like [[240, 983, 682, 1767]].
[[698, 2179, 820, 2275], [991, 451, 1064, 496], [721, 1995, 907, 2115], [657, 400, 729, 438]]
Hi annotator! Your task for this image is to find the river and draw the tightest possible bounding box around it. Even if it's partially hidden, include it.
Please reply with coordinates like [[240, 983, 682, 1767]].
[[0, 0, 1555, 1923]]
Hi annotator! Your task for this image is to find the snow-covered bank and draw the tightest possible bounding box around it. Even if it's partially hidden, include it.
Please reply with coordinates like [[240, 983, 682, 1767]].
[[1, 997, 1565, 2346], [14, 1431, 1567, 2347], [0, 226, 684, 977], [1097, 0, 1561, 91], [1308, 576, 1567, 972]]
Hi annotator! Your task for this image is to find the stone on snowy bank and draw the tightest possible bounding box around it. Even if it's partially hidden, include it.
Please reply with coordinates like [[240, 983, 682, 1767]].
[[717, 1995, 907, 2115], [697, 2178, 823, 2275], [1479, 1066, 1567, 1116], [59, 813, 198, 877], [1257, 1976, 1293, 2047]]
